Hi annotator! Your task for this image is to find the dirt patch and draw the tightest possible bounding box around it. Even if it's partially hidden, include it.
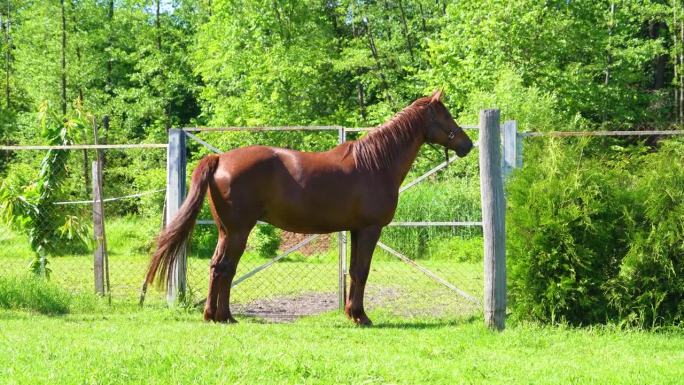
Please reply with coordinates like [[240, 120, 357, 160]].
[[278, 232, 333, 256], [232, 292, 339, 322], [231, 287, 405, 323]]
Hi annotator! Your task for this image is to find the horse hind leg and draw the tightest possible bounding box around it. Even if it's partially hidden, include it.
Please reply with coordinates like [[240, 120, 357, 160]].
[[203, 229, 226, 321], [210, 230, 250, 323]]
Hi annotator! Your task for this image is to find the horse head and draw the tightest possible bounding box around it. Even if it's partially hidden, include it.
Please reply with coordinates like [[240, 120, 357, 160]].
[[424, 90, 473, 157]]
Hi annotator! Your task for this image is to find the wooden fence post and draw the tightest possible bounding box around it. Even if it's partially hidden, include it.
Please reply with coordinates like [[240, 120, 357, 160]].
[[92, 160, 107, 295], [166, 128, 187, 304], [338, 127, 348, 311], [479, 109, 506, 330]]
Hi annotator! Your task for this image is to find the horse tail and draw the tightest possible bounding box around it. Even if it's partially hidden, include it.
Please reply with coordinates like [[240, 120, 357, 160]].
[[145, 154, 220, 287]]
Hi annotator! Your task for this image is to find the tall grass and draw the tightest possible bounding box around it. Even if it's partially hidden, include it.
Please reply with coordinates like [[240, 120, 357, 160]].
[[0, 275, 71, 314]]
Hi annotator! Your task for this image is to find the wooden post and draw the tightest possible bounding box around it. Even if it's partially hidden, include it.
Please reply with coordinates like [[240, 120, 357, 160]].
[[479, 109, 506, 330], [92, 160, 106, 295], [166, 128, 187, 304], [338, 127, 347, 311], [502, 121, 518, 177]]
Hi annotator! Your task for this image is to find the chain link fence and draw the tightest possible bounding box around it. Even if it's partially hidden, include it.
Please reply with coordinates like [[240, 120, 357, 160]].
[[0, 146, 167, 304], [183, 128, 484, 320], [1, 128, 485, 320]]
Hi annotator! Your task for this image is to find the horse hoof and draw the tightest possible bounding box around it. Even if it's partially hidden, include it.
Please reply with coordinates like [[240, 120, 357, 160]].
[[203, 309, 214, 322], [344, 305, 353, 320], [354, 317, 373, 327], [213, 313, 238, 324]]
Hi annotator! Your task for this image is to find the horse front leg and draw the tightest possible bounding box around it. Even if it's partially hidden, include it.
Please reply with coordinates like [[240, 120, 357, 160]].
[[346, 225, 382, 326]]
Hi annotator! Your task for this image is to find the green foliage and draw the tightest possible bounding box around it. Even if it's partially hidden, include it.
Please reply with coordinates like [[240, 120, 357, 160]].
[[423, 0, 674, 126], [0, 275, 71, 315], [0, 103, 91, 277], [248, 224, 281, 259], [508, 139, 684, 328]]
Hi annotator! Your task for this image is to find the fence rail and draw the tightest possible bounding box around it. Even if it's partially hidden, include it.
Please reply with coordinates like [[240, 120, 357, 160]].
[[520, 130, 684, 138], [0, 143, 168, 150]]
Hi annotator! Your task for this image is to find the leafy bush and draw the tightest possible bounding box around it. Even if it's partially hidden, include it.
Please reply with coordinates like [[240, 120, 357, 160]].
[[508, 138, 684, 328], [248, 224, 281, 258]]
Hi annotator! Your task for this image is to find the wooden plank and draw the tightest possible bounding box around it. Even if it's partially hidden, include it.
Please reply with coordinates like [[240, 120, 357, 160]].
[[91, 161, 106, 295], [502, 121, 517, 177], [345, 124, 479, 132], [166, 129, 187, 304], [479, 109, 506, 331], [0, 143, 168, 150], [519, 130, 684, 138]]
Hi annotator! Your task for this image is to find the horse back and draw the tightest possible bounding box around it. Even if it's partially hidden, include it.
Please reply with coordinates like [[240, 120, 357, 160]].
[[212, 145, 398, 233]]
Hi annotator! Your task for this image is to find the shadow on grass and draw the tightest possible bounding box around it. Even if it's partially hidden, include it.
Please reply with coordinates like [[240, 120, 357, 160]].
[[372, 315, 480, 329]]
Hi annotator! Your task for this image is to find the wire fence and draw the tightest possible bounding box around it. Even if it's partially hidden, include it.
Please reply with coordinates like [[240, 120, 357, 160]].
[[0, 128, 486, 320], [0, 146, 168, 304], [182, 127, 484, 319]]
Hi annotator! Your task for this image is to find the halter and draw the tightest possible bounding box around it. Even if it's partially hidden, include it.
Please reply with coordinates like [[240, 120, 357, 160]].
[[426, 125, 461, 167], [425, 104, 461, 167]]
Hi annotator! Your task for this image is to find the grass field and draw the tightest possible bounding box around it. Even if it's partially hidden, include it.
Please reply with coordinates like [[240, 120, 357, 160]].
[[1, 305, 683, 385]]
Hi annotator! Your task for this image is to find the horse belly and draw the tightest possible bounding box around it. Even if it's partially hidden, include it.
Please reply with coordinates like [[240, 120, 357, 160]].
[[262, 187, 356, 233], [262, 177, 396, 233]]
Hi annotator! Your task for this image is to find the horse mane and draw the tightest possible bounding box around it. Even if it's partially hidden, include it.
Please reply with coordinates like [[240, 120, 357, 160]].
[[351, 96, 431, 170]]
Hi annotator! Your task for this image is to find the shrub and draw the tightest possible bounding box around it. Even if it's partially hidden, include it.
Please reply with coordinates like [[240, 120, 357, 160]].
[[508, 138, 684, 327]]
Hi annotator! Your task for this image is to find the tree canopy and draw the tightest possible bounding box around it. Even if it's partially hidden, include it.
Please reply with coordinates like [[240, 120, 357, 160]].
[[0, 0, 680, 144]]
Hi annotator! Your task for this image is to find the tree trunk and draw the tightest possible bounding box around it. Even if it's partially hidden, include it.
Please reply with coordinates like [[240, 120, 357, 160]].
[[397, 0, 414, 62], [66, 1, 89, 196], [356, 81, 366, 121], [605, 3, 614, 86], [650, 22, 666, 90], [418, 3, 427, 33], [60, 0, 67, 117], [3, 1, 10, 109], [156, 0, 161, 50], [106, 0, 113, 96], [674, 1, 679, 120], [365, 17, 391, 102], [679, 8, 684, 125]]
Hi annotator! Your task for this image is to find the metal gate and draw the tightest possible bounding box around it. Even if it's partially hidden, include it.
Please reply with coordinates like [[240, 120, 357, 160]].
[[164, 112, 514, 323]]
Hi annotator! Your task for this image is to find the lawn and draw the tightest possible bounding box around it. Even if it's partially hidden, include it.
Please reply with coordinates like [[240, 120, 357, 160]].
[[0, 307, 682, 385]]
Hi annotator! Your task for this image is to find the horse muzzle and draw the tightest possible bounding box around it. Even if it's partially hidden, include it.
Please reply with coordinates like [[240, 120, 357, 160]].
[[455, 140, 473, 157]]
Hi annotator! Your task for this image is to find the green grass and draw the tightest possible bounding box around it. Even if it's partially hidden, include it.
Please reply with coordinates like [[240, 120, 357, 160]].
[[0, 307, 682, 384], [0, 275, 71, 314]]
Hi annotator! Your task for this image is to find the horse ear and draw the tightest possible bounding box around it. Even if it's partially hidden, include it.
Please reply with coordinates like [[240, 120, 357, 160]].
[[430, 89, 443, 103]]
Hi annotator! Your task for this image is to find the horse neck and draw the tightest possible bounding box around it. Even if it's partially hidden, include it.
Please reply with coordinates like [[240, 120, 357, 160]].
[[356, 112, 426, 188], [389, 134, 424, 188]]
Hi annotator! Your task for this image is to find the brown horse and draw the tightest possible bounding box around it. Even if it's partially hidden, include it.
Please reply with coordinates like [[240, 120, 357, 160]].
[[145, 90, 473, 325]]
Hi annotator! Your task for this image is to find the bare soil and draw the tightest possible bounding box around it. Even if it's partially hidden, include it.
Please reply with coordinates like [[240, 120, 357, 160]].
[[232, 287, 403, 323], [278, 232, 333, 255]]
